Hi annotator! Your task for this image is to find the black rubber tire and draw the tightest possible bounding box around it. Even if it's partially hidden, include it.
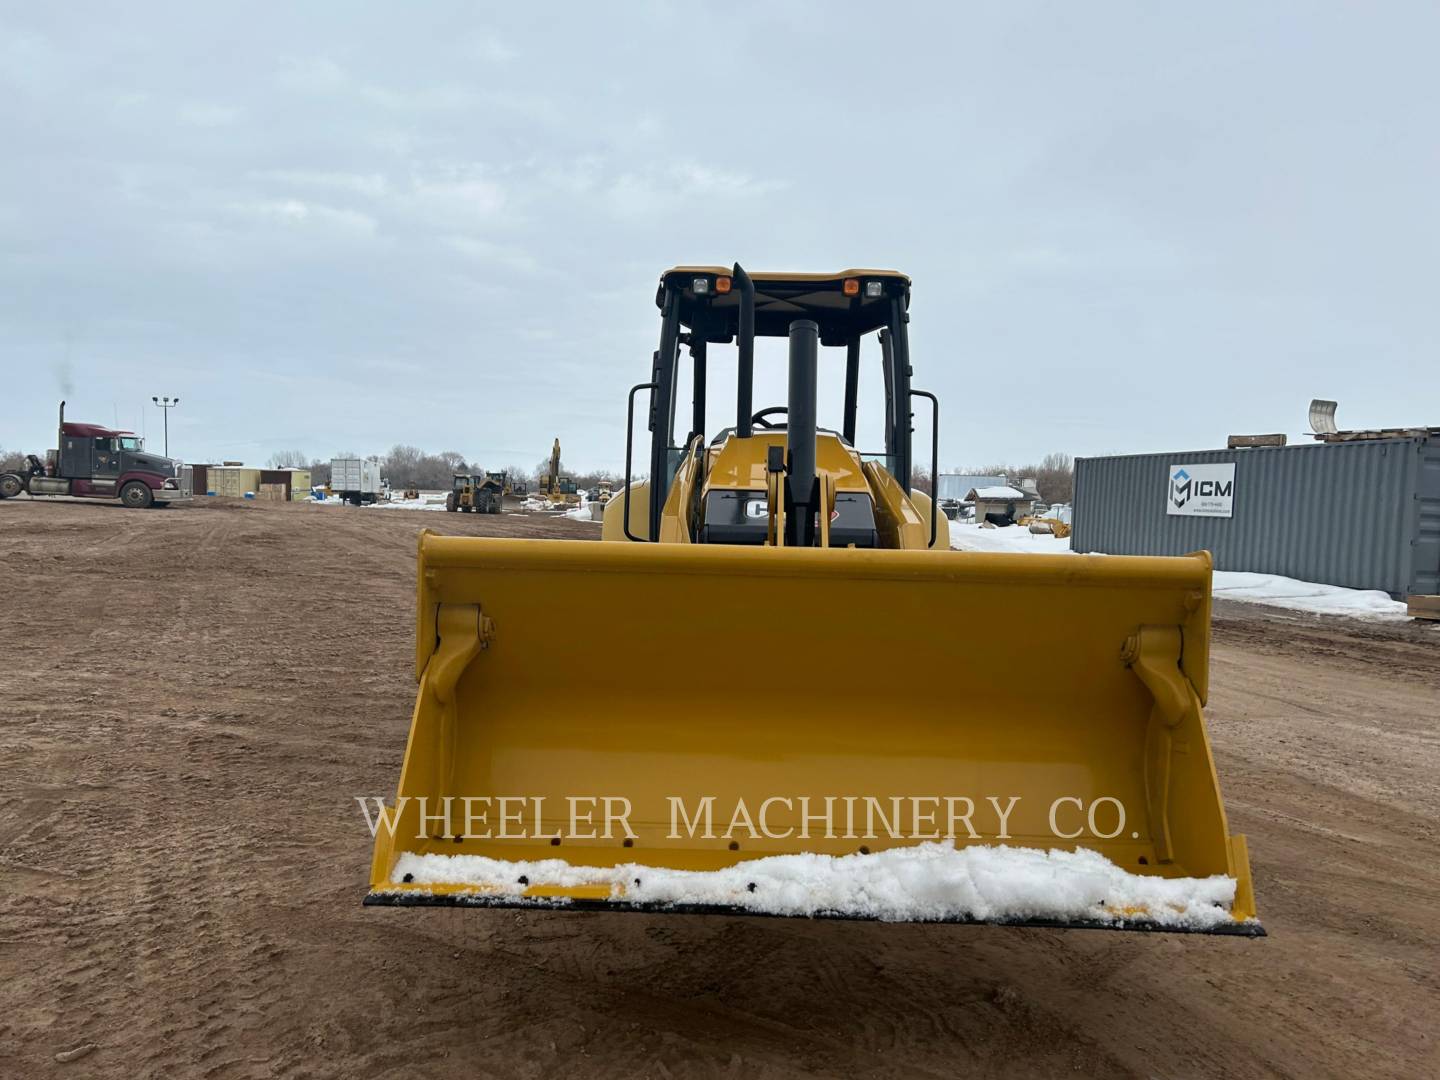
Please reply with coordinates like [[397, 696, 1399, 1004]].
[[446, 492, 457, 512], [0, 472, 22, 499], [120, 481, 154, 509]]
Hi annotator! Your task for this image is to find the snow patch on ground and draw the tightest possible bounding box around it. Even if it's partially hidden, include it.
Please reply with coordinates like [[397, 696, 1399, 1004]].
[[947, 523, 1408, 621], [390, 842, 1240, 929], [948, 522, 1070, 554], [365, 495, 449, 511], [309, 491, 455, 511]]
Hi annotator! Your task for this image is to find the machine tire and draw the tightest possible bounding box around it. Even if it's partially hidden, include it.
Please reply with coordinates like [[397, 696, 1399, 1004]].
[[120, 481, 154, 509], [446, 492, 458, 512], [0, 472, 23, 499]]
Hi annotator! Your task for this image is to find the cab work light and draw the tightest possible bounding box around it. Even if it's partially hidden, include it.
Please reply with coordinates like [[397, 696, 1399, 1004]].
[[692, 277, 710, 295], [865, 280, 884, 298]]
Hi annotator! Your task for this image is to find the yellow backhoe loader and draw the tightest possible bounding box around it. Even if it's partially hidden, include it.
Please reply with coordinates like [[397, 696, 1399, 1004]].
[[367, 265, 1260, 934]]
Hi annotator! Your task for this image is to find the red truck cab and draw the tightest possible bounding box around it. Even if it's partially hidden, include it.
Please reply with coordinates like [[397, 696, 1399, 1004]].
[[0, 402, 190, 508]]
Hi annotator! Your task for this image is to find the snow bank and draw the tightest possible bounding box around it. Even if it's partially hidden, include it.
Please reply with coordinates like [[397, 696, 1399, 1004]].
[[948, 523, 1408, 620], [565, 502, 603, 523], [1211, 571, 1407, 620], [390, 841, 1240, 929]]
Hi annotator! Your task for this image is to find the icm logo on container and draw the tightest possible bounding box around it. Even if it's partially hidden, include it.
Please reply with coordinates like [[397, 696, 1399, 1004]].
[[1166, 463, 1236, 518]]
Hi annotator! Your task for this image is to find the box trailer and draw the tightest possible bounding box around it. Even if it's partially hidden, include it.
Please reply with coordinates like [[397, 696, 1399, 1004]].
[[330, 458, 383, 505]]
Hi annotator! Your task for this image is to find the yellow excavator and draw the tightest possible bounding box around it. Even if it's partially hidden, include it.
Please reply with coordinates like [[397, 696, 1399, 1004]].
[[535, 438, 580, 508], [367, 265, 1259, 933]]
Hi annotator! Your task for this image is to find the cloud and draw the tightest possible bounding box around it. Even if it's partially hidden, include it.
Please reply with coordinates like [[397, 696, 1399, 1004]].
[[467, 32, 516, 64], [178, 102, 244, 128], [405, 168, 507, 225], [227, 198, 378, 236], [601, 161, 788, 219], [250, 169, 391, 199], [441, 236, 543, 275]]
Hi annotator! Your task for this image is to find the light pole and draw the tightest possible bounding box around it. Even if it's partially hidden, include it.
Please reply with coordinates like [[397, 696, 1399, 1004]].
[[151, 396, 179, 457]]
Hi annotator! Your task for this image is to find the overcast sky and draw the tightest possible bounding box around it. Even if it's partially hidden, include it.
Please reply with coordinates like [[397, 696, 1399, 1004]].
[[3, 3, 1437, 473]]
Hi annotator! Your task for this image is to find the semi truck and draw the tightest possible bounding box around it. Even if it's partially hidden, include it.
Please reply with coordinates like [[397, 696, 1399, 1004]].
[[0, 402, 189, 508], [329, 458, 383, 505]]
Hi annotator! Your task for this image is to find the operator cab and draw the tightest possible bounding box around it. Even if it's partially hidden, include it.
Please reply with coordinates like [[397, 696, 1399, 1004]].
[[625, 266, 935, 549]]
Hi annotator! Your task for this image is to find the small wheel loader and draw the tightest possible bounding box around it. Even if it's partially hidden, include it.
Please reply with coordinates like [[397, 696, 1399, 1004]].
[[445, 472, 503, 514], [367, 266, 1260, 933]]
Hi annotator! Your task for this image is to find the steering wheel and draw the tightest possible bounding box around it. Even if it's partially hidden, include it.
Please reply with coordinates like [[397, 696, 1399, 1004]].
[[751, 406, 788, 430]]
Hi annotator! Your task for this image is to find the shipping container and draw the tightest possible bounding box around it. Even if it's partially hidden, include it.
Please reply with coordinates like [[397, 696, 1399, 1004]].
[[207, 467, 262, 499], [1071, 436, 1440, 598]]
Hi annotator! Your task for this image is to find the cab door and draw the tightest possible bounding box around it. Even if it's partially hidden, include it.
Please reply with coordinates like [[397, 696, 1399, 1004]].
[[92, 437, 121, 491]]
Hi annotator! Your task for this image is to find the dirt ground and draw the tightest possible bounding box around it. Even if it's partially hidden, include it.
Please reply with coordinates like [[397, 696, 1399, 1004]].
[[2, 497, 1436, 1079]]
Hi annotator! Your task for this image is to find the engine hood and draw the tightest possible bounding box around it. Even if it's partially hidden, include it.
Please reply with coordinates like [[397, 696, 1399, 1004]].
[[124, 452, 178, 475]]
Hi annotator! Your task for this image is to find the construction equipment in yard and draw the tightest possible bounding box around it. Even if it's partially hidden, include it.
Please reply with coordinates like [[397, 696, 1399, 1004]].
[[1021, 514, 1072, 538], [367, 265, 1259, 934], [446, 473, 503, 514], [535, 438, 579, 508], [0, 402, 188, 508]]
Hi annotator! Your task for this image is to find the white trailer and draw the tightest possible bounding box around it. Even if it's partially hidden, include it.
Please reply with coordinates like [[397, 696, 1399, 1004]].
[[329, 458, 383, 505]]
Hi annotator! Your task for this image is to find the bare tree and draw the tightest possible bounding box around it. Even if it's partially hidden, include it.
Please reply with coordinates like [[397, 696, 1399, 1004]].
[[436, 450, 468, 475], [0, 448, 26, 472], [267, 449, 309, 468]]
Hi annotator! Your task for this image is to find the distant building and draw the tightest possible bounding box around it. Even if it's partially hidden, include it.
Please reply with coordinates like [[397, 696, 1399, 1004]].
[[967, 484, 1036, 525], [936, 473, 1008, 503]]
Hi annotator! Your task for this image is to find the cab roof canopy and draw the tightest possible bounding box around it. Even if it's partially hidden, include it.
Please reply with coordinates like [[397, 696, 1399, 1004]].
[[658, 266, 911, 347], [62, 422, 131, 438]]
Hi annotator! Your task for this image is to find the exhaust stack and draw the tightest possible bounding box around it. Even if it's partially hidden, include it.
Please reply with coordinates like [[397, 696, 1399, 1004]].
[[786, 319, 819, 546], [734, 264, 755, 438]]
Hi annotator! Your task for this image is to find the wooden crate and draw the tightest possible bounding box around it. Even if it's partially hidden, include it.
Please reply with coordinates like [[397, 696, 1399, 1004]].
[[1406, 595, 1440, 621]]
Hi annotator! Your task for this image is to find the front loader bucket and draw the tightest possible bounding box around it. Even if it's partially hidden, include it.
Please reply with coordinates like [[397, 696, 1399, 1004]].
[[366, 533, 1260, 934]]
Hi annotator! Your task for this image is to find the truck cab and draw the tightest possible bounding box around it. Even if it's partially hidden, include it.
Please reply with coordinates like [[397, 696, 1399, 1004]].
[[0, 402, 188, 508]]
